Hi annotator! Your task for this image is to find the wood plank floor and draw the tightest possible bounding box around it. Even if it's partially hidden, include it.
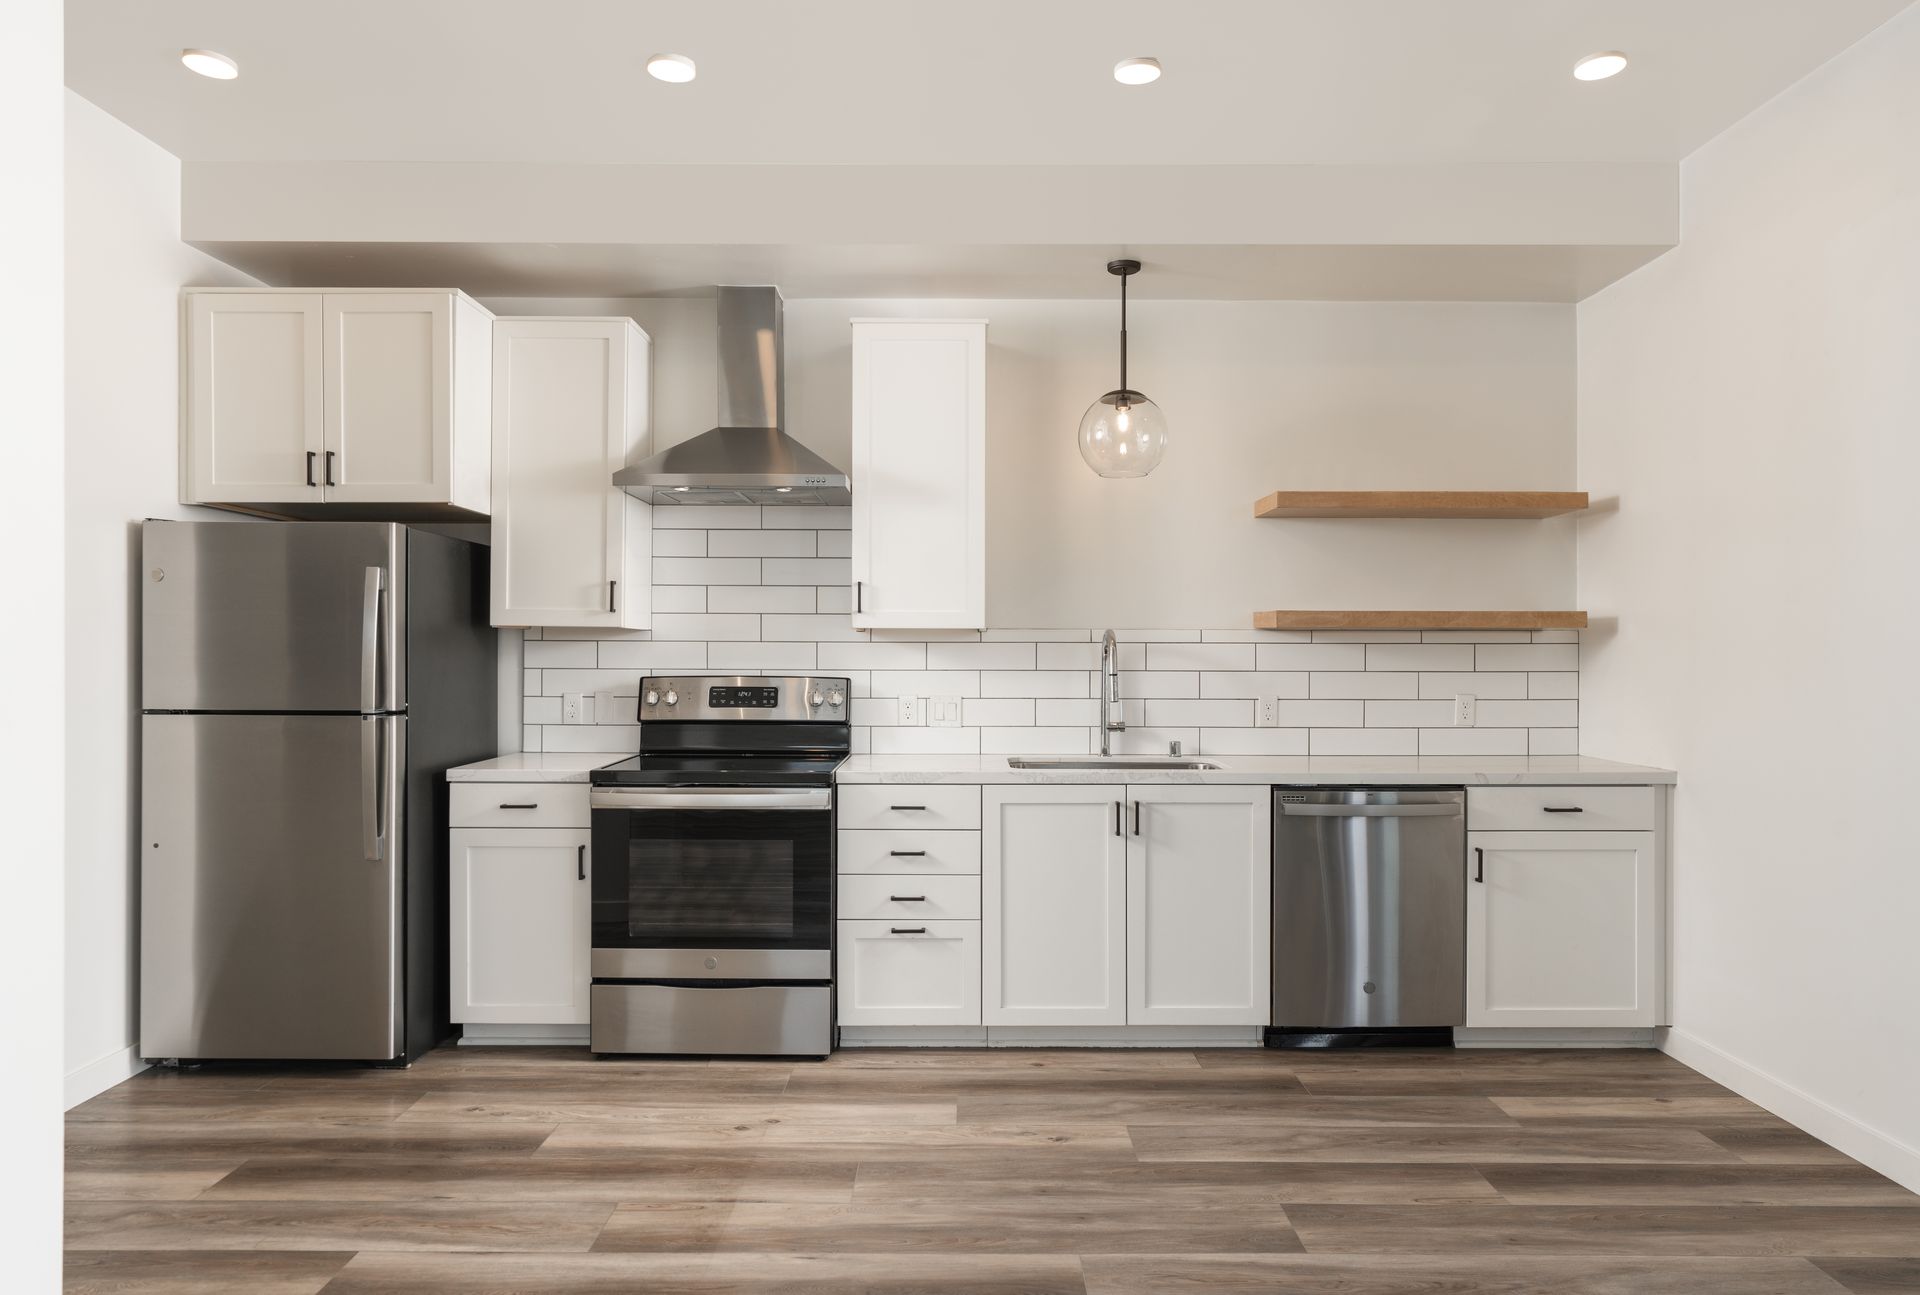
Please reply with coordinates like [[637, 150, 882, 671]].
[[64, 1046, 1920, 1293]]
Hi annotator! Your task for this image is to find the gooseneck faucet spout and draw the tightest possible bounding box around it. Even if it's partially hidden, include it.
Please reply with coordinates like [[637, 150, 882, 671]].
[[1100, 629, 1127, 757]]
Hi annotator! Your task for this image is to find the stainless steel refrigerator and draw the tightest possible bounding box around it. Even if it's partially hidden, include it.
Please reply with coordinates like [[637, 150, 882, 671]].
[[140, 520, 495, 1063]]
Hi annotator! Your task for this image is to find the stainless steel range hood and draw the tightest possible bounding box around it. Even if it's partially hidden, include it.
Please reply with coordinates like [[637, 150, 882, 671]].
[[615, 286, 850, 506]]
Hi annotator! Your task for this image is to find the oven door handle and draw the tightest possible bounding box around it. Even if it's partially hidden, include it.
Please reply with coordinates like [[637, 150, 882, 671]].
[[590, 788, 833, 812]]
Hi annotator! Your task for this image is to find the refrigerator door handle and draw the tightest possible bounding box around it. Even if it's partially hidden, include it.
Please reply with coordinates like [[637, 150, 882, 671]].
[[360, 566, 386, 713], [361, 717, 385, 861]]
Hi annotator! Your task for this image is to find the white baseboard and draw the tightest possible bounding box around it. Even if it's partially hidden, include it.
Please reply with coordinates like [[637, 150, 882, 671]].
[[457, 1023, 591, 1047], [1454, 1027, 1656, 1049], [65, 1043, 149, 1108], [1660, 1026, 1920, 1195], [839, 1027, 989, 1048], [838, 1025, 1262, 1049]]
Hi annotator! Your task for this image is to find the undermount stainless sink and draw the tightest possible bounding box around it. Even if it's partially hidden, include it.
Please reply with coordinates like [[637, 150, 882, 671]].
[[1006, 756, 1222, 771]]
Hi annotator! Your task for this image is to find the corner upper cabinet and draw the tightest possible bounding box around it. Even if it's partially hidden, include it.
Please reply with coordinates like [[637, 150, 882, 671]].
[[183, 289, 493, 516], [849, 318, 987, 629], [489, 318, 652, 629]]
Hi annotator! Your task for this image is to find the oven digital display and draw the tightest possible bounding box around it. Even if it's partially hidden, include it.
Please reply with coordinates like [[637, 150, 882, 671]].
[[708, 686, 779, 709]]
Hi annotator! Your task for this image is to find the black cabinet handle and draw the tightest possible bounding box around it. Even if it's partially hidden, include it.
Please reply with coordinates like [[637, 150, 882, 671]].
[[305, 451, 317, 487], [890, 805, 927, 812], [889, 926, 927, 935], [1132, 801, 1141, 836], [1474, 846, 1484, 883], [577, 844, 586, 881], [323, 450, 336, 486], [1543, 806, 1584, 814], [609, 580, 618, 614], [856, 580, 864, 614], [1113, 800, 1122, 837], [889, 895, 927, 903], [889, 850, 926, 857], [499, 802, 538, 810]]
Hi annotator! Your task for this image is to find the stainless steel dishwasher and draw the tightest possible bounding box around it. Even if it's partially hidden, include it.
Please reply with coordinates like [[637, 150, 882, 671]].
[[1271, 788, 1466, 1046]]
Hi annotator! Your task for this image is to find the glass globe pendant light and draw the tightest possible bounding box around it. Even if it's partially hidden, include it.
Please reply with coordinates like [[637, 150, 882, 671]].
[[1078, 258, 1168, 478]]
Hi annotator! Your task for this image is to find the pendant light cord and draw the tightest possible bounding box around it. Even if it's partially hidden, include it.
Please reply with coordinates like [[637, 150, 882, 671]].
[[1118, 269, 1129, 397]]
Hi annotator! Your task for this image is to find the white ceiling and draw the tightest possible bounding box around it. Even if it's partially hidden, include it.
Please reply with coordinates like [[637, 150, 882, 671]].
[[66, 0, 1914, 166]]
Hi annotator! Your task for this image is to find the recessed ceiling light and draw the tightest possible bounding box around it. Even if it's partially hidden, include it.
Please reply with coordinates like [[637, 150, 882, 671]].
[[1113, 57, 1161, 86], [1573, 51, 1628, 81], [180, 48, 238, 80], [647, 53, 697, 83]]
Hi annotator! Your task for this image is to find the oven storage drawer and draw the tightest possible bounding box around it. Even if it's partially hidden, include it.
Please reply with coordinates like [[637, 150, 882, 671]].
[[590, 983, 831, 1056], [838, 784, 981, 831], [837, 829, 982, 876], [837, 919, 982, 1026], [1467, 786, 1655, 833], [453, 782, 591, 829], [839, 874, 981, 921]]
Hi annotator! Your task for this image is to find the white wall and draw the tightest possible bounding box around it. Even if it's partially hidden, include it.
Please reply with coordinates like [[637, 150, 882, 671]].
[[63, 92, 256, 1107], [1577, 7, 1920, 1189], [485, 296, 1579, 629]]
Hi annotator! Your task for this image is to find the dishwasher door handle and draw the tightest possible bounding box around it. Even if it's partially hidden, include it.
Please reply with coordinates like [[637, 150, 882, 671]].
[[1278, 803, 1461, 818]]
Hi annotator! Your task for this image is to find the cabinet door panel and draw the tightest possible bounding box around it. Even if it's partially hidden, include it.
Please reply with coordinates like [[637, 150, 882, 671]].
[[837, 920, 981, 1026], [850, 321, 986, 629], [324, 294, 450, 503], [1467, 831, 1657, 1028], [450, 828, 590, 1025], [984, 787, 1126, 1026], [187, 293, 325, 504], [1127, 786, 1272, 1025]]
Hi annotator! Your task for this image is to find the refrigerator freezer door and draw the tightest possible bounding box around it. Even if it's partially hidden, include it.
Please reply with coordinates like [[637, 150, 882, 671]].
[[142, 520, 406, 713], [140, 713, 405, 1060]]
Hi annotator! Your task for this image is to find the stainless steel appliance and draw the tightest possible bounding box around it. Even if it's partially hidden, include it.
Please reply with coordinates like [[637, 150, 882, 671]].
[[589, 675, 850, 1056], [1270, 787, 1466, 1046], [140, 520, 495, 1064], [612, 287, 850, 506]]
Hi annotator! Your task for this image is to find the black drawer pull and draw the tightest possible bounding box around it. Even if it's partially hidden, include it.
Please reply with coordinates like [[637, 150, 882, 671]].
[[577, 844, 586, 881], [889, 895, 927, 903], [1543, 806, 1585, 813], [499, 802, 538, 810], [889, 926, 928, 935], [889, 849, 927, 857], [890, 805, 928, 812], [1474, 846, 1484, 883]]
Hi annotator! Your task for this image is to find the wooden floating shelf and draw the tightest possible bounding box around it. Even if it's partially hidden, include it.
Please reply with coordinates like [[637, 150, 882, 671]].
[[1254, 490, 1590, 519], [1254, 610, 1590, 631]]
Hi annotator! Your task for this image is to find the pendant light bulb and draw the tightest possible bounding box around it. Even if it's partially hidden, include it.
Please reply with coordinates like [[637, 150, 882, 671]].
[[1078, 260, 1168, 478]]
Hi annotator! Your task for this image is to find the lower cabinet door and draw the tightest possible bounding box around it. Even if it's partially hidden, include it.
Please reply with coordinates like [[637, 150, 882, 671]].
[[983, 786, 1127, 1026], [1126, 784, 1272, 1025], [837, 919, 981, 1026], [1466, 831, 1659, 1028], [450, 828, 591, 1025]]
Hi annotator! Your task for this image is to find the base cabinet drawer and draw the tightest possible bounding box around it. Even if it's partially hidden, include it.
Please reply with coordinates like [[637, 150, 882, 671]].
[[839, 874, 981, 921], [451, 782, 591, 829], [837, 919, 981, 1026], [838, 784, 982, 831], [837, 829, 982, 875], [1468, 785, 1656, 832]]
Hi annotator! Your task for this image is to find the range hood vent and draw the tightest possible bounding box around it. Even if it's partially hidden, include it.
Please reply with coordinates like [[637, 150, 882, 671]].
[[615, 286, 849, 506]]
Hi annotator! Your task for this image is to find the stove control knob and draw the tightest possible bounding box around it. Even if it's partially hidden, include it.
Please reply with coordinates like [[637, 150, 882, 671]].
[[828, 689, 844, 707], [644, 689, 659, 707], [664, 689, 678, 707], [810, 690, 825, 707]]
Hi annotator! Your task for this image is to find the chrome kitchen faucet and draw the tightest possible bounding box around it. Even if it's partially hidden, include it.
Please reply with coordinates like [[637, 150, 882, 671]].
[[1100, 629, 1127, 757]]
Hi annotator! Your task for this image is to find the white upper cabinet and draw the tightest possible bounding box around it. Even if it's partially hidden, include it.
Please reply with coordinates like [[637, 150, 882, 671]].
[[489, 318, 652, 629], [184, 289, 492, 515], [1466, 830, 1660, 1029], [1126, 785, 1272, 1026], [849, 319, 987, 629]]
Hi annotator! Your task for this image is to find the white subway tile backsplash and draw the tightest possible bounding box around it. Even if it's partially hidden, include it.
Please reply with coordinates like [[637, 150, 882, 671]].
[[818, 641, 927, 670], [1257, 643, 1366, 672], [1366, 643, 1475, 672], [651, 585, 708, 613], [1532, 629, 1579, 643], [983, 727, 1091, 755], [962, 697, 1036, 727], [1311, 728, 1417, 756], [987, 628, 1092, 642], [654, 556, 760, 585], [1199, 671, 1310, 700], [872, 726, 981, 754], [816, 530, 852, 558], [650, 529, 708, 557], [1529, 728, 1580, 755], [523, 696, 562, 725], [1529, 671, 1579, 699], [595, 641, 710, 671], [1146, 642, 1256, 671], [649, 613, 761, 642], [868, 670, 981, 698], [1146, 698, 1257, 728], [1034, 698, 1099, 727], [1113, 628, 1202, 642], [708, 529, 816, 557], [523, 640, 597, 668], [1037, 642, 1100, 670], [1277, 700, 1364, 728], [652, 505, 760, 529], [545, 724, 642, 752], [1117, 671, 1200, 698], [1477, 644, 1578, 672], [1419, 672, 1527, 700], [707, 642, 818, 672], [761, 613, 864, 642], [815, 585, 853, 614], [523, 669, 540, 694], [1477, 699, 1578, 728], [849, 698, 900, 727], [1203, 628, 1311, 642], [707, 585, 813, 613], [1420, 629, 1532, 642], [1201, 728, 1309, 755], [1419, 728, 1529, 756], [522, 724, 543, 752], [775, 506, 852, 529], [1312, 630, 1422, 643], [762, 558, 851, 585], [1364, 700, 1458, 727], [1109, 727, 1200, 756], [928, 642, 1036, 670], [982, 670, 1088, 698], [1309, 672, 1418, 700]]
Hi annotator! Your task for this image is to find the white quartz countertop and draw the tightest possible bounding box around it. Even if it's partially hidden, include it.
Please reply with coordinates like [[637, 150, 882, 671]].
[[446, 753, 628, 783], [832, 754, 1676, 786]]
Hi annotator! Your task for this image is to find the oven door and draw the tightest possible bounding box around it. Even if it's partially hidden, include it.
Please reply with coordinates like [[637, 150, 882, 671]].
[[589, 787, 832, 980]]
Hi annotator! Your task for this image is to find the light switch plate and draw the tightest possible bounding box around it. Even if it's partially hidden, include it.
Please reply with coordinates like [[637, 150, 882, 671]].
[[1453, 694, 1477, 727], [928, 695, 962, 727]]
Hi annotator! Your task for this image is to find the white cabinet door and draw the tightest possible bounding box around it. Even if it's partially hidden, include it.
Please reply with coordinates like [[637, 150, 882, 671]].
[[490, 318, 652, 628], [450, 828, 590, 1025], [1126, 785, 1272, 1025], [186, 293, 325, 504], [837, 920, 982, 1026], [1467, 831, 1658, 1028], [983, 786, 1126, 1026], [322, 293, 451, 505], [849, 319, 987, 629]]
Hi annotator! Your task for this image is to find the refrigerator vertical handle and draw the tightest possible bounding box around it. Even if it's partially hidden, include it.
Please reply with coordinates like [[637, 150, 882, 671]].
[[361, 717, 385, 861], [360, 566, 385, 713]]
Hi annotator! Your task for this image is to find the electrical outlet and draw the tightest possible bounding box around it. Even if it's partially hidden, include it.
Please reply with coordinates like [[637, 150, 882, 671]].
[[563, 692, 593, 725], [928, 695, 962, 728], [1453, 694, 1477, 727], [898, 695, 920, 725], [1255, 696, 1281, 728]]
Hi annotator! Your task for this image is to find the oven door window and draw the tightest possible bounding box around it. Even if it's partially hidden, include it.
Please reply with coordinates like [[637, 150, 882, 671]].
[[593, 806, 831, 950]]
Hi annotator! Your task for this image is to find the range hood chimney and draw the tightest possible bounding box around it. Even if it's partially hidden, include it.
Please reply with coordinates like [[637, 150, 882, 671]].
[[614, 286, 850, 506]]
